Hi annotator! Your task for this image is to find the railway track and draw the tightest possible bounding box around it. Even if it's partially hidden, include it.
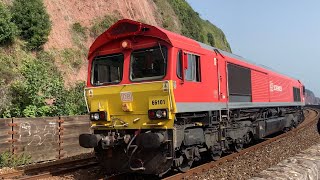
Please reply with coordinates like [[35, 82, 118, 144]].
[[0, 156, 99, 180], [1, 108, 317, 180], [163, 108, 320, 180]]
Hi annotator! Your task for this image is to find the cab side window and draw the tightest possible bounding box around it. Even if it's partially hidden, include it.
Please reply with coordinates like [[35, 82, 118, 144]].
[[185, 54, 201, 82], [177, 50, 183, 79]]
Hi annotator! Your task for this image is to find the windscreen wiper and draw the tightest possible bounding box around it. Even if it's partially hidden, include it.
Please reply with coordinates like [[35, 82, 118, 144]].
[[158, 42, 166, 64]]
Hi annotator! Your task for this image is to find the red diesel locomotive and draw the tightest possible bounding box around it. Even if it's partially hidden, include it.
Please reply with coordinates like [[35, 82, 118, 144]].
[[80, 19, 305, 175]]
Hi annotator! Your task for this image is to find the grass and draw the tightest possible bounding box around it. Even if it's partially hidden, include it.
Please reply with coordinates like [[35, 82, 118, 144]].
[[201, 20, 232, 52], [90, 15, 118, 38], [152, 0, 181, 33], [0, 151, 31, 168], [60, 48, 83, 69], [72, 22, 87, 40]]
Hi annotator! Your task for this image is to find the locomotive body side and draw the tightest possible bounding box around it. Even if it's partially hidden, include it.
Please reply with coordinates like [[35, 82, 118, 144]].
[[79, 19, 305, 175]]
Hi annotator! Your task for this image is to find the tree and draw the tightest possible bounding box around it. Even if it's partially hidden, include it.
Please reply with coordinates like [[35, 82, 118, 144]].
[[207, 32, 215, 47], [0, 3, 17, 45], [11, 0, 51, 50]]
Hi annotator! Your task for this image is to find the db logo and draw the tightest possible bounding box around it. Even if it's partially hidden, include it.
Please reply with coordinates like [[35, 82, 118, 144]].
[[270, 81, 283, 92], [120, 92, 133, 102]]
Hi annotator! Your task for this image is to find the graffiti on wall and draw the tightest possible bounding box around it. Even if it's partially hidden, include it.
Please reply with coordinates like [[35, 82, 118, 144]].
[[18, 120, 58, 147]]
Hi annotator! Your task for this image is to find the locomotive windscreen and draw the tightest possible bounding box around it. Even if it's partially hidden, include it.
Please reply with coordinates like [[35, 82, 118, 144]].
[[227, 63, 252, 102], [130, 46, 167, 81], [91, 54, 124, 86]]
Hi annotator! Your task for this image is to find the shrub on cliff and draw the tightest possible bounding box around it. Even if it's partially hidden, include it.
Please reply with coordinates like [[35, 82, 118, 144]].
[[11, 0, 51, 50], [0, 3, 17, 45]]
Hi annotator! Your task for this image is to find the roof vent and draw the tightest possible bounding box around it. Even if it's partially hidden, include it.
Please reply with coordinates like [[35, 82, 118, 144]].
[[109, 21, 141, 38]]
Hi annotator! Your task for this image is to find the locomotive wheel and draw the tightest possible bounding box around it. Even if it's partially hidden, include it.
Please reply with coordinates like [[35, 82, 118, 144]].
[[178, 156, 194, 172], [292, 120, 297, 128], [210, 150, 222, 161], [245, 132, 253, 145], [234, 143, 244, 152], [285, 120, 296, 131]]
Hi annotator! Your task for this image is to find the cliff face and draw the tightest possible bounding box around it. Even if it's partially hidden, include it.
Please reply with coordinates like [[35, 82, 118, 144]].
[[43, 0, 230, 51], [43, 0, 161, 49]]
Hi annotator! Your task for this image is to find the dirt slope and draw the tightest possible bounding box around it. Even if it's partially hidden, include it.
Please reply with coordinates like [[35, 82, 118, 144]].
[[44, 0, 160, 50]]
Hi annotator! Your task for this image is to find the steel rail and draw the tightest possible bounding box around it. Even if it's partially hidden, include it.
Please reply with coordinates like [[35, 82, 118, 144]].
[[0, 157, 98, 180]]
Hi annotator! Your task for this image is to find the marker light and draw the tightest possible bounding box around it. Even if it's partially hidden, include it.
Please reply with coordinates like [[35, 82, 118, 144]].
[[148, 110, 155, 118], [122, 41, 128, 48], [121, 40, 132, 49], [99, 111, 106, 120]]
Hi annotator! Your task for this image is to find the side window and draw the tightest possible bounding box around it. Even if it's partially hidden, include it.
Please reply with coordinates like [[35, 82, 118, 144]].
[[185, 54, 201, 82], [177, 50, 182, 79], [293, 87, 301, 102]]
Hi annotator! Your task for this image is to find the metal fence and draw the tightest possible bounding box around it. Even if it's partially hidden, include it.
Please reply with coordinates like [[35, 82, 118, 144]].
[[0, 115, 92, 162]]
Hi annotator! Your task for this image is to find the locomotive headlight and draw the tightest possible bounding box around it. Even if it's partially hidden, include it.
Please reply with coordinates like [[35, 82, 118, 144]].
[[148, 109, 168, 120], [155, 110, 163, 119], [93, 113, 100, 120]]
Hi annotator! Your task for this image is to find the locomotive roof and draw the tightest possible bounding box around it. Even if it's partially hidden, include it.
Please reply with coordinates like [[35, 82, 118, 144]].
[[89, 19, 299, 82], [197, 41, 299, 81]]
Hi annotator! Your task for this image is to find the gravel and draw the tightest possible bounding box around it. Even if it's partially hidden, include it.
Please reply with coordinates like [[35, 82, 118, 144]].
[[39, 167, 105, 180], [187, 118, 320, 180], [0, 167, 17, 175]]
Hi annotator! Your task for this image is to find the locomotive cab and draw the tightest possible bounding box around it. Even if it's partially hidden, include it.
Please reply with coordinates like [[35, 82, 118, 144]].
[[80, 19, 178, 175]]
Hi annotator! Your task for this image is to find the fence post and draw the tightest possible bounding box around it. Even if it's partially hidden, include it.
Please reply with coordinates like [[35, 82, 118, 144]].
[[7, 118, 17, 155], [57, 116, 65, 159]]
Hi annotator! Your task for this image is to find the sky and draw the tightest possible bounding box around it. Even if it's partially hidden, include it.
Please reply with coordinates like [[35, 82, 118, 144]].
[[186, 0, 320, 96]]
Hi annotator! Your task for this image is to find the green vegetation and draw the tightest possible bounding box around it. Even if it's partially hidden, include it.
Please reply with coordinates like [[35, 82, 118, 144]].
[[0, 151, 31, 168], [11, 0, 51, 50], [153, 0, 181, 32], [90, 15, 118, 38], [154, 0, 231, 52], [70, 22, 88, 62], [71, 22, 88, 46], [0, 2, 87, 118], [8, 52, 64, 117], [0, 2, 17, 45], [72, 22, 87, 39], [201, 20, 231, 52], [166, 0, 203, 41], [60, 48, 83, 69], [56, 81, 87, 116], [1, 51, 87, 118], [207, 32, 215, 47]]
